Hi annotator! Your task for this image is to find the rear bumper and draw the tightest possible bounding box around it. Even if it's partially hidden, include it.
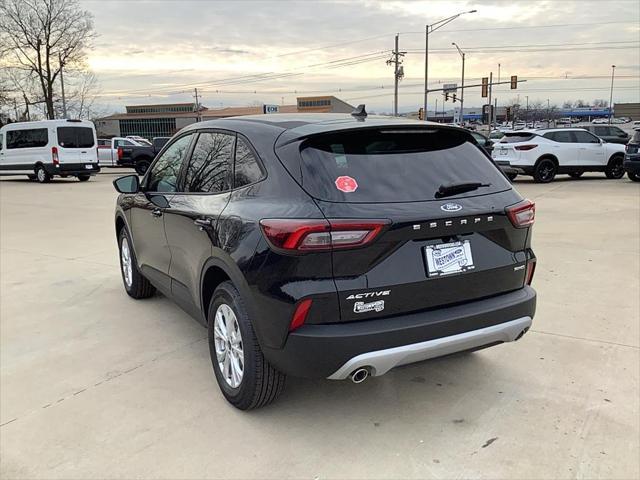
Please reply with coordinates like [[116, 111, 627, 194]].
[[45, 163, 100, 176], [262, 286, 536, 379], [623, 157, 640, 174]]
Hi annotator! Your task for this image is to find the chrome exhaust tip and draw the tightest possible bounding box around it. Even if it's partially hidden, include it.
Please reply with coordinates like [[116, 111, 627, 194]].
[[350, 368, 369, 384]]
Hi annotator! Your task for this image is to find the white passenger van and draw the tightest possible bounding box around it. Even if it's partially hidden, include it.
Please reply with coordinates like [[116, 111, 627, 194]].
[[0, 119, 100, 183]]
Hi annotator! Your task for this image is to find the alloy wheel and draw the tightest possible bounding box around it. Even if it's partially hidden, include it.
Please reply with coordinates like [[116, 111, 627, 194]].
[[213, 303, 244, 388], [120, 237, 133, 287]]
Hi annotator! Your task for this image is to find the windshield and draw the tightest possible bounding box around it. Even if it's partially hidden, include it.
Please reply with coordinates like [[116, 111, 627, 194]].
[[57, 127, 94, 148], [298, 128, 510, 203]]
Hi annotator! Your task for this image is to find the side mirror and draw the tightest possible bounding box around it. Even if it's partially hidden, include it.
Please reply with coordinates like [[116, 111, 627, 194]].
[[113, 174, 139, 193]]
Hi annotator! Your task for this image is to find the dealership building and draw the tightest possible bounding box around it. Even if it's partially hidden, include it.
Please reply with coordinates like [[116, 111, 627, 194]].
[[94, 96, 354, 139]]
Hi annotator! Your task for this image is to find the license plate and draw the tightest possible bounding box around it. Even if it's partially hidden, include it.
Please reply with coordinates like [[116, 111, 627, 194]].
[[84, 164, 94, 169], [425, 240, 475, 277]]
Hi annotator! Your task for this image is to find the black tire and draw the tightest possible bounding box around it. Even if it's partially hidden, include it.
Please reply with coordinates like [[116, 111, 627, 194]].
[[118, 228, 155, 299], [208, 281, 285, 410], [628, 171, 640, 182], [35, 165, 51, 183], [77, 174, 91, 182], [568, 172, 583, 179], [533, 158, 557, 183], [507, 172, 517, 181], [605, 155, 625, 179], [135, 159, 151, 176]]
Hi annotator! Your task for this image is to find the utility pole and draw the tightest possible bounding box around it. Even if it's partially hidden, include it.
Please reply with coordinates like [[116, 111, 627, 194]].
[[12, 98, 19, 120], [525, 95, 529, 124], [452, 43, 465, 124], [608, 65, 616, 124], [435, 98, 438, 122], [387, 34, 404, 116], [547, 98, 550, 128], [194, 88, 202, 122], [59, 54, 67, 119], [488, 72, 493, 134]]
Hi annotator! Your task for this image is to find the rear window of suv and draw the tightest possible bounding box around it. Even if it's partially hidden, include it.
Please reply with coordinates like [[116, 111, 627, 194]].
[[298, 128, 510, 203], [57, 127, 95, 148], [499, 132, 537, 143]]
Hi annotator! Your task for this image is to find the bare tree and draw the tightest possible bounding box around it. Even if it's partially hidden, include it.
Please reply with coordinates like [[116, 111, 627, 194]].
[[0, 0, 96, 119]]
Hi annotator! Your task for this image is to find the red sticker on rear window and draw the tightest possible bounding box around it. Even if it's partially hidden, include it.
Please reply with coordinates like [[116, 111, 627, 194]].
[[335, 176, 358, 193]]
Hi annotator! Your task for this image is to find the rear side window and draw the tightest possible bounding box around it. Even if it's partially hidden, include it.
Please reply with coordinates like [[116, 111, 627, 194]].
[[6, 128, 48, 149], [543, 131, 573, 143], [234, 137, 264, 188], [298, 129, 510, 203], [182, 132, 233, 193], [57, 127, 95, 148], [500, 133, 536, 143]]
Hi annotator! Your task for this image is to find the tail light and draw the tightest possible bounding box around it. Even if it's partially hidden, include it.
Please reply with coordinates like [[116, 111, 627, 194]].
[[506, 200, 535, 228], [117, 147, 123, 160], [259, 219, 390, 253], [51, 146, 59, 166], [514, 144, 538, 151], [525, 260, 536, 285], [289, 298, 313, 332]]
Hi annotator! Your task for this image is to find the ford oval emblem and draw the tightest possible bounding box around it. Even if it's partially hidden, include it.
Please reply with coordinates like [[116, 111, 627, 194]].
[[441, 203, 462, 212]]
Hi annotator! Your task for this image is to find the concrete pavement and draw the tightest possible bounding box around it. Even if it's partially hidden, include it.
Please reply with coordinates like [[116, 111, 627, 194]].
[[1, 170, 638, 479]]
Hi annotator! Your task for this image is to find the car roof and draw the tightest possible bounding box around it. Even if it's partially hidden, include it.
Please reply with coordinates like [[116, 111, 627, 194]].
[[182, 113, 471, 146], [0, 119, 94, 131]]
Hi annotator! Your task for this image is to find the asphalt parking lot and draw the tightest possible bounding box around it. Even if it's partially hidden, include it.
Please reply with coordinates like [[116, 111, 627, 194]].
[[1, 170, 638, 479]]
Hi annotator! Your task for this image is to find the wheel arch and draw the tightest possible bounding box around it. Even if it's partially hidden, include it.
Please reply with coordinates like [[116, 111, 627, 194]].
[[535, 154, 559, 167], [200, 254, 254, 322], [607, 152, 624, 165]]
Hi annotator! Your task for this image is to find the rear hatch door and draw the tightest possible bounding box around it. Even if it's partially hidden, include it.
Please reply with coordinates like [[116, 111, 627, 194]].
[[293, 126, 530, 322], [57, 126, 96, 164]]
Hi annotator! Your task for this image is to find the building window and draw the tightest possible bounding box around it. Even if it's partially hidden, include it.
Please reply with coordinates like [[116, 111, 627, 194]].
[[119, 118, 177, 140]]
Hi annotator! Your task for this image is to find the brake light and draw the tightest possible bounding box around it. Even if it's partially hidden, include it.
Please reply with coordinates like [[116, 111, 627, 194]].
[[117, 147, 123, 160], [525, 260, 536, 285], [259, 219, 390, 252], [506, 200, 535, 228], [290, 298, 313, 332], [51, 146, 59, 165], [514, 144, 538, 151]]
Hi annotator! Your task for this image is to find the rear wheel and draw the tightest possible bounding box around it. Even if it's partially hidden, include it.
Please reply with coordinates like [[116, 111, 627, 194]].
[[77, 174, 91, 182], [628, 171, 640, 182], [568, 172, 583, 179], [208, 281, 285, 410], [135, 159, 151, 176], [533, 158, 557, 183], [35, 165, 51, 183], [118, 228, 155, 299], [605, 155, 624, 179]]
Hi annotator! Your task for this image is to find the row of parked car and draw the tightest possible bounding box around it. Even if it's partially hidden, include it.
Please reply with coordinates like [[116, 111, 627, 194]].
[[468, 125, 639, 183], [98, 135, 169, 174]]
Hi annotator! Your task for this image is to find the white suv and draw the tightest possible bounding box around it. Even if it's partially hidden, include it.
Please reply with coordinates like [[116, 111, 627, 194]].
[[491, 128, 626, 182]]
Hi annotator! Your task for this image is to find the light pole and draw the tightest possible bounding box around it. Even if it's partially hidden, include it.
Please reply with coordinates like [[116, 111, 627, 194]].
[[452, 42, 465, 125], [608, 64, 616, 124], [525, 95, 529, 125], [423, 10, 477, 118]]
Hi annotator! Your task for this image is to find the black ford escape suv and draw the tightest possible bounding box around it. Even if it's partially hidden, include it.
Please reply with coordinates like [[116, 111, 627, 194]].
[[113, 112, 537, 410]]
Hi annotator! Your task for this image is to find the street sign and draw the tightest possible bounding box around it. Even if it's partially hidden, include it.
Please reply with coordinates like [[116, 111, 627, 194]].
[[263, 104, 279, 114], [443, 83, 458, 93], [481, 77, 489, 98]]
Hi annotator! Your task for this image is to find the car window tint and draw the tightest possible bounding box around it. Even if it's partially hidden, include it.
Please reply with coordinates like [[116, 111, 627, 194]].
[[57, 127, 95, 148], [6, 128, 48, 149], [573, 130, 600, 143], [546, 131, 573, 143], [234, 137, 264, 188], [146, 134, 192, 193], [183, 132, 233, 193]]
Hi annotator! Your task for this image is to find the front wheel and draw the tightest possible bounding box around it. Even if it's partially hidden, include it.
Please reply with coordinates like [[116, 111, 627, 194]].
[[118, 228, 155, 299], [605, 156, 625, 179], [135, 160, 151, 176], [533, 158, 557, 183], [77, 174, 91, 182], [208, 281, 285, 410], [35, 165, 51, 183], [628, 171, 640, 182]]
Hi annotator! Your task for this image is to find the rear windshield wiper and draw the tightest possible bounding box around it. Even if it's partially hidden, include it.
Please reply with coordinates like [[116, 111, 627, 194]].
[[435, 182, 491, 198]]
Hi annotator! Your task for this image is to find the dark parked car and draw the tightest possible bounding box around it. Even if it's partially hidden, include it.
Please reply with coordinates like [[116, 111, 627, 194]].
[[120, 136, 170, 174], [582, 125, 630, 144], [113, 112, 537, 410], [624, 129, 640, 182]]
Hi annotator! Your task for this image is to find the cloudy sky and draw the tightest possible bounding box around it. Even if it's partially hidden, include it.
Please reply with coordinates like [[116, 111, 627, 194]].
[[82, 0, 640, 114]]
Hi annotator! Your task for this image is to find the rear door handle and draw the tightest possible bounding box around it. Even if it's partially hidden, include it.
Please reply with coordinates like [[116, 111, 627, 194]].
[[194, 218, 213, 230], [151, 208, 162, 218]]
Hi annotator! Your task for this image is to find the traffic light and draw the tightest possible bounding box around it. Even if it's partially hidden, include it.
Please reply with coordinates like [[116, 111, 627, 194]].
[[418, 107, 425, 120], [481, 77, 489, 98], [452, 93, 457, 103], [510, 75, 518, 89], [445, 92, 450, 101]]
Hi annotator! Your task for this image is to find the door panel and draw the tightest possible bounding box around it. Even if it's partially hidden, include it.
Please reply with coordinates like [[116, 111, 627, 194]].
[[573, 130, 606, 166]]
